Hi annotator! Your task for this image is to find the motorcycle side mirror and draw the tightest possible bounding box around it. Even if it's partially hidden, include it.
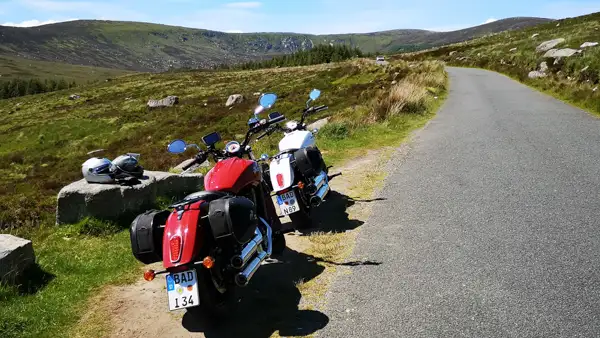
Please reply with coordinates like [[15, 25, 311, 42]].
[[309, 89, 321, 101], [167, 139, 187, 153], [258, 93, 277, 110], [306, 88, 321, 107], [312, 128, 319, 134], [260, 153, 269, 161], [248, 116, 259, 126]]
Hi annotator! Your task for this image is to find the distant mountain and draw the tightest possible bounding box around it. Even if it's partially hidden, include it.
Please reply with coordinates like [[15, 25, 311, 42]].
[[0, 17, 552, 72]]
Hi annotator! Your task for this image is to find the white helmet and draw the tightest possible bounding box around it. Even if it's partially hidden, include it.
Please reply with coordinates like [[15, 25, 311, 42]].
[[82, 157, 115, 184]]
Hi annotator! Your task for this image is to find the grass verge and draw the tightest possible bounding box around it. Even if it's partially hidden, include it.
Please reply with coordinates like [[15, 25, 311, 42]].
[[1, 59, 447, 338], [397, 11, 600, 116]]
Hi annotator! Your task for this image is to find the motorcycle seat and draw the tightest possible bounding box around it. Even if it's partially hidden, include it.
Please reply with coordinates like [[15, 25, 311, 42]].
[[170, 190, 229, 208]]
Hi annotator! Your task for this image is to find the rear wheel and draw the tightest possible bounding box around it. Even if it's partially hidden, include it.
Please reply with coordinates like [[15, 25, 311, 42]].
[[289, 202, 312, 229], [188, 267, 232, 320], [272, 231, 287, 254]]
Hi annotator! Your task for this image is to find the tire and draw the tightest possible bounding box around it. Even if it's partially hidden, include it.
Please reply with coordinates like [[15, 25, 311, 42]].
[[272, 231, 286, 255], [188, 267, 232, 320], [289, 206, 312, 229]]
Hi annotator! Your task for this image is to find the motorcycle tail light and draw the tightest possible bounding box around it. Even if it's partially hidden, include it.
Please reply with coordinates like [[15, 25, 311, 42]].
[[276, 173, 284, 188], [297, 181, 305, 189], [143, 269, 156, 281], [169, 236, 182, 263]]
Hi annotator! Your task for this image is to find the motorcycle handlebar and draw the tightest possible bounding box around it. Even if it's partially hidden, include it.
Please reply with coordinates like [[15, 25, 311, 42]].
[[182, 153, 206, 170]]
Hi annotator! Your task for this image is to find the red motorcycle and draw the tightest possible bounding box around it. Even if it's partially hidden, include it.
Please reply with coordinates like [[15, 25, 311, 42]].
[[129, 94, 287, 316]]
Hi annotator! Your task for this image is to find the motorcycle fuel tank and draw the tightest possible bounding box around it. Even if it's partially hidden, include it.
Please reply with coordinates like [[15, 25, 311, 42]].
[[204, 157, 261, 194], [278, 130, 315, 152]]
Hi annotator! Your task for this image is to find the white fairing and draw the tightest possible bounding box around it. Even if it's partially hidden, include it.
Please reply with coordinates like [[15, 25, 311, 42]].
[[278, 130, 315, 152], [269, 153, 295, 192]]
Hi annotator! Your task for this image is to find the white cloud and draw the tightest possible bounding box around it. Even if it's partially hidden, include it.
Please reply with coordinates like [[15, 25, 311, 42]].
[[483, 18, 497, 24], [1, 18, 77, 27], [224, 2, 262, 9], [225, 29, 244, 33]]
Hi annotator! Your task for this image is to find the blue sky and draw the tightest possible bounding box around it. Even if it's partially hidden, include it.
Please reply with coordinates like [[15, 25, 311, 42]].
[[0, 0, 599, 34]]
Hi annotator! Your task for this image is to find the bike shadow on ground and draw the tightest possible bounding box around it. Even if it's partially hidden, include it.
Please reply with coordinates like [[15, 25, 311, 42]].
[[181, 246, 328, 338], [293, 190, 386, 235]]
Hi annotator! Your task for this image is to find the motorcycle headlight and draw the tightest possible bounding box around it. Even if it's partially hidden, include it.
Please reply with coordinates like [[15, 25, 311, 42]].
[[286, 121, 298, 130]]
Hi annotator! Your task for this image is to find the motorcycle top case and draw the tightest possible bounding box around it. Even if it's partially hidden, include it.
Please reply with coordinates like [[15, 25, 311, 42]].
[[130, 209, 170, 264], [208, 196, 258, 245], [293, 146, 323, 178]]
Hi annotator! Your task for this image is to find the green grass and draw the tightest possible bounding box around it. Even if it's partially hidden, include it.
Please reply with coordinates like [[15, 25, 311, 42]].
[[397, 11, 600, 116], [0, 58, 446, 338], [0, 224, 139, 338], [0, 55, 133, 83]]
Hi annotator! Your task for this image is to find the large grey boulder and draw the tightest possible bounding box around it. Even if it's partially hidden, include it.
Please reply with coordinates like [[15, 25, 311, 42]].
[[0, 234, 35, 284], [307, 117, 330, 131], [543, 48, 581, 58], [147, 96, 179, 109], [225, 94, 244, 107], [56, 170, 203, 224], [536, 38, 565, 52]]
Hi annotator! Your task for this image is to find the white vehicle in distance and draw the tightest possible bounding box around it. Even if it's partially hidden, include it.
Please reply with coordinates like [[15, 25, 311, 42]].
[[376, 55, 385, 62]]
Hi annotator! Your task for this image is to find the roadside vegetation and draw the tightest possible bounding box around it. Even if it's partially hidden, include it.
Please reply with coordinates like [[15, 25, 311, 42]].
[[217, 44, 366, 70], [0, 58, 446, 337], [397, 11, 600, 115]]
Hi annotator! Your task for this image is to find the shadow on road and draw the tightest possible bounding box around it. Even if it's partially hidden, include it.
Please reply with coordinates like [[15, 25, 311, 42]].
[[297, 190, 385, 235], [181, 247, 328, 338]]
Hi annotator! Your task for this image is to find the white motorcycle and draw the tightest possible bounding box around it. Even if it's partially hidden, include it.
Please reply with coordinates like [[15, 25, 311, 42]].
[[258, 89, 334, 229]]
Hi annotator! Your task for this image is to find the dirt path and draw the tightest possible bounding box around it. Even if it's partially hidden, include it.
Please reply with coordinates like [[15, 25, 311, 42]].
[[74, 147, 396, 338]]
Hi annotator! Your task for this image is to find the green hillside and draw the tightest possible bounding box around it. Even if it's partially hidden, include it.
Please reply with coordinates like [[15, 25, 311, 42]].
[[0, 55, 132, 83], [397, 11, 600, 115], [0, 17, 551, 72]]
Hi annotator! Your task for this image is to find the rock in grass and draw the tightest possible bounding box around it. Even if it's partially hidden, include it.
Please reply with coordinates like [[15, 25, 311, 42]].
[[528, 70, 547, 79], [307, 117, 330, 131], [540, 61, 549, 72], [536, 38, 565, 52], [147, 95, 179, 108], [56, 170, 203, 224], [225, 94, 244, 107], [543, 48, 581, 58], [0, 234, 35, 284], [531, 33, 540, 38], [509, 47, 517, 52], [449, 51, 457, 56], [580, 42, 598, 48], [69, 94, 80, 100]]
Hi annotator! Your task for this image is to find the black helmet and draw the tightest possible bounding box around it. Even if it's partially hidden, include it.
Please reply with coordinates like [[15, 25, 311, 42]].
[[110, 153, 144, 180]]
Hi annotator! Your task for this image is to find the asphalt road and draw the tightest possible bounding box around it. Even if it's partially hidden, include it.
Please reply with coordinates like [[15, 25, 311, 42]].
[[321, 67, 600, 337]]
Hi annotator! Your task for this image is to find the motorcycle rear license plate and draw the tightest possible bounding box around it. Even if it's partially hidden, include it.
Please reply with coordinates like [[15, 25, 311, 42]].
[[277, 190, 299, 215], [166, 269, 200, 311]]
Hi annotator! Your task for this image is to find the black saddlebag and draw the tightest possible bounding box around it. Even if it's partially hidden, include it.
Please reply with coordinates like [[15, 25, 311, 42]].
[[293, 146, 323, 178], [208, 196, 258, 245], [130, 209, 170, 264]]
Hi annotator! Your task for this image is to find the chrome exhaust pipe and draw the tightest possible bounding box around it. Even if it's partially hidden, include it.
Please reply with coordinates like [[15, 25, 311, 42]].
[[231, 229, 263, 269], [234, 217, 272, 287], [235, 251, 267, 286], [309, 181, 330, 207]]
